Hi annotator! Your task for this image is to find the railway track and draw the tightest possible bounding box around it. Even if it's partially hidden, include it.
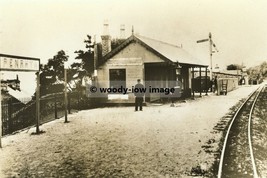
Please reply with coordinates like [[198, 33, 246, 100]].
[[218, 85, 266, 178]]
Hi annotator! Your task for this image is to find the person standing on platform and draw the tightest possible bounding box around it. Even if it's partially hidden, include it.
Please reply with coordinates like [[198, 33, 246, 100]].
[[134, 79, 145, 111]]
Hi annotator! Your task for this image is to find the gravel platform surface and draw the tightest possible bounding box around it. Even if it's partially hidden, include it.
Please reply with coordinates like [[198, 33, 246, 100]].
[[0, 85, 259, 177]]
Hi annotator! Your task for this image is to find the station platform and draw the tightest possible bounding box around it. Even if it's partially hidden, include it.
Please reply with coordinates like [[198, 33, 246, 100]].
[[0, 85, 260, 177]]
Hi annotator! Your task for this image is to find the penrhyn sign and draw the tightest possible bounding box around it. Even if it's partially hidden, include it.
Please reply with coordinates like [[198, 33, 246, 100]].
[[0, 54, 40, 72]]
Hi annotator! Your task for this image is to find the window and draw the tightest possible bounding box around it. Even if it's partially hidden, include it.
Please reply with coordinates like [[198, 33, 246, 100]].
[[109, 69, 126, 89]]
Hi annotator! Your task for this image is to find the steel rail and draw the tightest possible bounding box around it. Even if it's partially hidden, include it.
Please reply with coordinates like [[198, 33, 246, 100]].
[[217, 86, 261, 178], [248, 85, 265, 178]]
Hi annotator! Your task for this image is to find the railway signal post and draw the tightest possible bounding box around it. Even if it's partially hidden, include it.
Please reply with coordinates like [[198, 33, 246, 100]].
[[197, 32, 219, 79]]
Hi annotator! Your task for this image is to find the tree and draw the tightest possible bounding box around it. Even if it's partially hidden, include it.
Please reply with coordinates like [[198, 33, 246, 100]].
[[74, 35, 126, 75], [111, 38, 126, 50], [40, 50, 69, 95], [74, 35, 95, 74], [248, 61, 267, 81], [226, 64, 242, 70]]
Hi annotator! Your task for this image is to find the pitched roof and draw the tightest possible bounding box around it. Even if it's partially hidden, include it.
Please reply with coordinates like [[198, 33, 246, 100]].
[[101, 35, 208, 67], [136, 35, 208, 67], [7, 86, 32, 104]]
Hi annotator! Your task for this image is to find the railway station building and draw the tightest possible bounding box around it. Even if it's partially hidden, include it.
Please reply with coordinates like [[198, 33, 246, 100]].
[[94, 33, 209, 103]]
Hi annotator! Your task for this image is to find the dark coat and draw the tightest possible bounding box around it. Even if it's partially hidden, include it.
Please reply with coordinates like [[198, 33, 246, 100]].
[[134, 83, 145, 97]]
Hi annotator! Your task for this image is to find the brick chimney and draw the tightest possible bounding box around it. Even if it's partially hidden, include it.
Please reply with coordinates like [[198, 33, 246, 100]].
[[101, 20, 111, 56]]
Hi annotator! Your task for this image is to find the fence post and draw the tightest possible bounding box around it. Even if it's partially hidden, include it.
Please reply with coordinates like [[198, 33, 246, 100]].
[[36, 72, 40, 134], [199, 67, 202, 97], [68, 94, 71, 114], [77, 92, 80, 110], [192, 67, 195, 99], [0, 72, 2, 148], [54, 93, 57, 119], [8, 99, 13, 134], [205, 67, 208, 95], [64, 68, 68, 123]]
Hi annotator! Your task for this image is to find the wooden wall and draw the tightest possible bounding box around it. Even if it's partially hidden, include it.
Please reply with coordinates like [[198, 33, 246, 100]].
[[96, 41, 166, 103]]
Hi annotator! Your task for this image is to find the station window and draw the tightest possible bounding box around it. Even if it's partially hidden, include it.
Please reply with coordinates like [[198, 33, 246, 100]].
[[109, 69, 126, 89]]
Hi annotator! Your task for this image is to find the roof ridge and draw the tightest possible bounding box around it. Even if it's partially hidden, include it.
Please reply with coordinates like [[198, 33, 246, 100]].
[[135, 35, 181, 48]]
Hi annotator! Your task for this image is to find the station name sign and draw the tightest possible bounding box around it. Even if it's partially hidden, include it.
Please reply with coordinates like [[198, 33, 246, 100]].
[[0, 54, 40, 72]]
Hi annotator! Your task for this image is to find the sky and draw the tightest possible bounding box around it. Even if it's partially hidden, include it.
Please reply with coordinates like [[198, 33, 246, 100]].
[[1, 0, 267, 95]]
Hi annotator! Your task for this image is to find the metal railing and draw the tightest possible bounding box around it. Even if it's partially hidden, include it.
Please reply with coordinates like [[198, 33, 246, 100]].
[[1, 91, 93, 136]]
